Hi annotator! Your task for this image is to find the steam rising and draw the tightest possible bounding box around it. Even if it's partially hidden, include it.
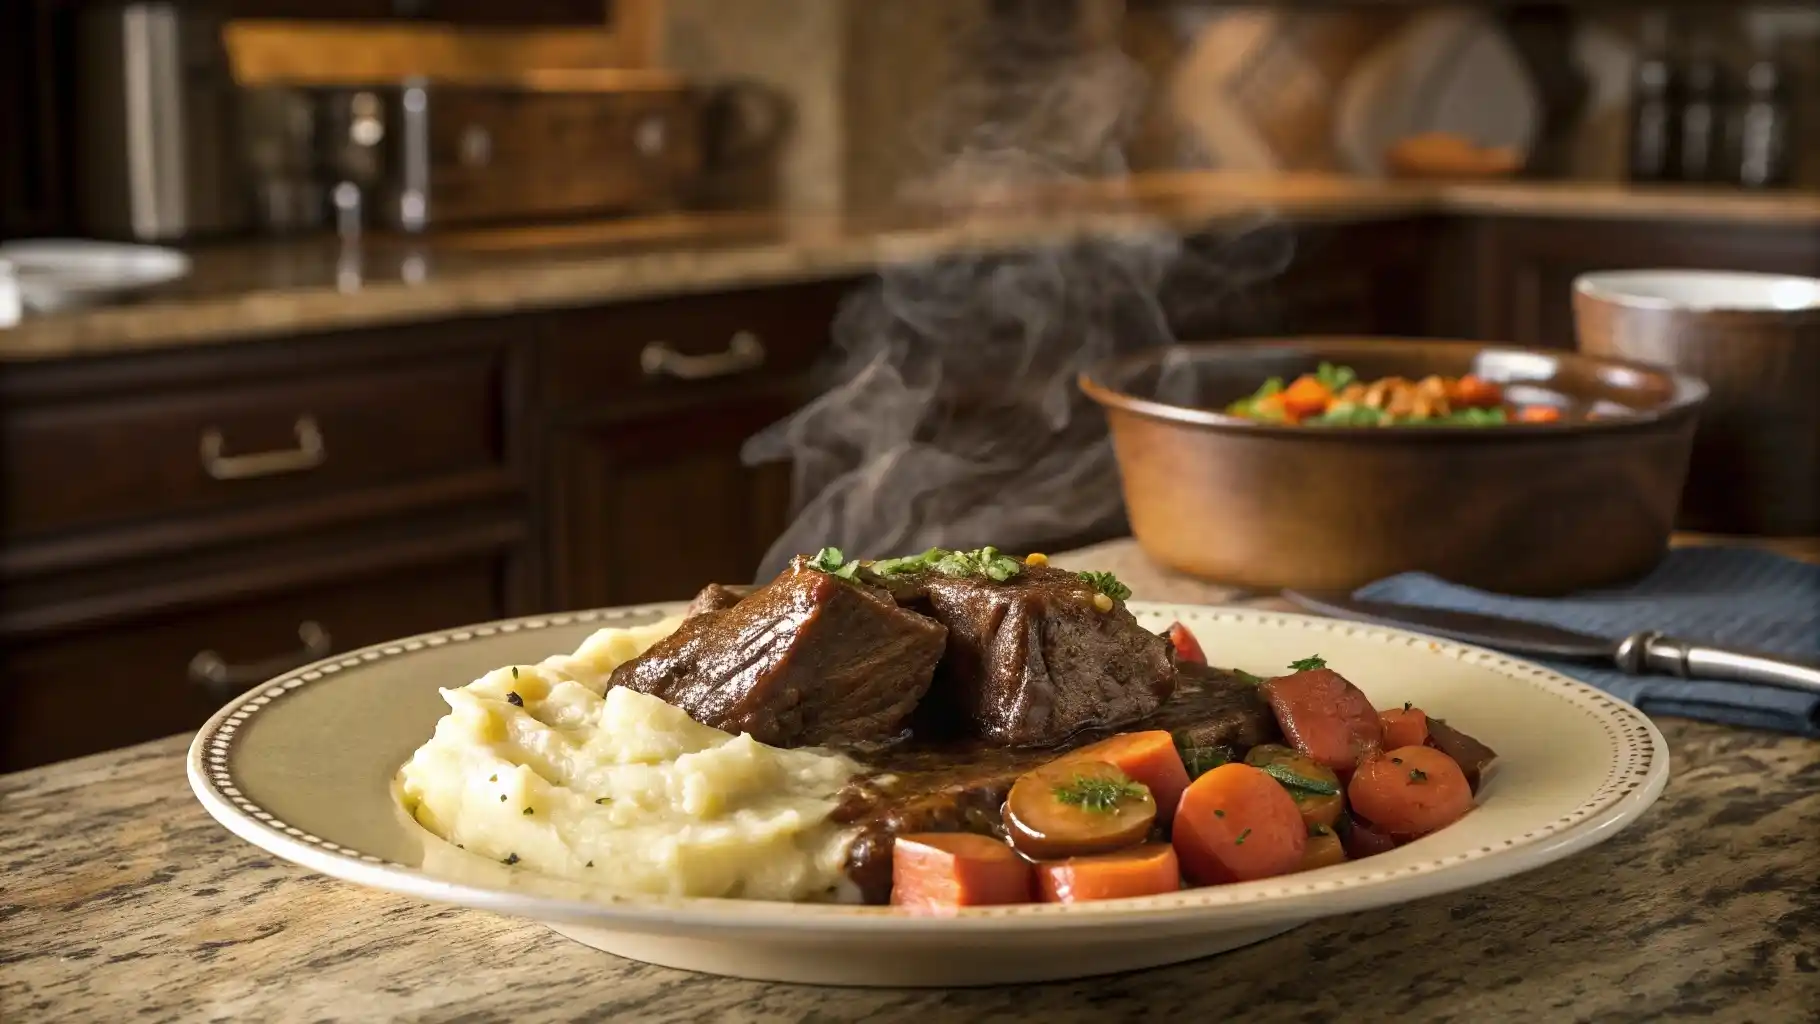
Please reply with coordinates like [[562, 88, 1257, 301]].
[[744, 10, 1293, 580]]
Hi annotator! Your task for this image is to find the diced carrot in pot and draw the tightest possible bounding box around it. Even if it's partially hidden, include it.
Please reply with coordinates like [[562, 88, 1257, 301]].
[[891, 833, 1033, 912], [1380, 705, 1429, 749], [1347, 746, 1474, 838], [1035, 844, 1181, 903], [1517, 405, 1562, 423], [1172, 763, 1307, 885], [1281, 375, 1334, 418], [1060, 731, 1192, 828], [1451, 375, 1504, 409], [1262, 663, 1384, 772]]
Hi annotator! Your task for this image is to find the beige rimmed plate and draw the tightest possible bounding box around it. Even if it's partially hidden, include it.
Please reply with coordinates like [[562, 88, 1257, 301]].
[[188, 602, 1668, 987]]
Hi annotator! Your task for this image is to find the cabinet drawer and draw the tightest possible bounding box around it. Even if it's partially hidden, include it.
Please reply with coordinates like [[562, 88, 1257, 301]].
[[0, 543, 511, 772], [541, 279, 856, 413], [3, 351, 506, 540]]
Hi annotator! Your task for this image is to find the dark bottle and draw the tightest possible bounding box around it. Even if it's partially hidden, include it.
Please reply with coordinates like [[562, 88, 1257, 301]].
[[1627, 14, 1678, 182], [1674, 39, 1727, 183], [1736, 51, 1795, 188]]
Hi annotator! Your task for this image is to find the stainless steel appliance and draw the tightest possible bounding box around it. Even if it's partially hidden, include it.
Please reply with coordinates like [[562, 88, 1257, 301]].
[[75, 3, 248, 242]]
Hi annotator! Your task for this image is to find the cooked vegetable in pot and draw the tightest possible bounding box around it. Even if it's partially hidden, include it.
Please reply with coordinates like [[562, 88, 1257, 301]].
[[1245, 744, 1345, 830], [1172, 763, 1308, 884], [1035, 844, 1182, 903], [1347, 745, 1475, 838], [1227, 362, 1566, 426]]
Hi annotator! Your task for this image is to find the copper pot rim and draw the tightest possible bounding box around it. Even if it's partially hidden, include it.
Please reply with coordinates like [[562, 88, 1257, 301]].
[[1078, 336, 1709, 440]]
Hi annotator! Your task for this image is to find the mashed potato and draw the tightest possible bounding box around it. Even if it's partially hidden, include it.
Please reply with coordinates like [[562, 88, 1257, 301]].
[[397, 615, 865, 902]]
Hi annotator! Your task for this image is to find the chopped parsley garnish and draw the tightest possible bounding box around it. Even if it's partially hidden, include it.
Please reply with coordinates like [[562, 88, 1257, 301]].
[[1288, 655, 1327, 672], [871, 546, 1023, 582], [502, 853, 520, 866], [1233, 669, 1266, 686], [498, 795, 506, 802], [1403, 701, 1412, 712], [809, 546, 860, 580], [522, 807, 534, 816], [506, 691, 524, 707], [586, 860, 594, 868], [1409, 767, 1429, 783], [511, 667, 519, 679], [1391, 757, 1403, 765], [1052, 774, 1149, 813], [1235, 828, 1252, 845], [1308, 824, 1331, 837], [1313, 361, 1356, 393], [595, 797, 611, 805], [1214, 809, 1225, 818], [489, 774, 497, 782], [1076, 570, 1132, 602]]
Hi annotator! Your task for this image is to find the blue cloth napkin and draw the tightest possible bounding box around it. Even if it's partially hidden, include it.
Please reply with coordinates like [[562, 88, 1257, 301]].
[[1355, 546, 1820, 737]]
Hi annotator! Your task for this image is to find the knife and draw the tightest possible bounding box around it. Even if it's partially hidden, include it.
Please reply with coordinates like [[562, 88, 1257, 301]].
[[1281, 590, 1820, 698]]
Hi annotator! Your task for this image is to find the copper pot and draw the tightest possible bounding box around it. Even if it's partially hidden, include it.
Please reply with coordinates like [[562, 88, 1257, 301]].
[[1080, 337, 1707, 596]]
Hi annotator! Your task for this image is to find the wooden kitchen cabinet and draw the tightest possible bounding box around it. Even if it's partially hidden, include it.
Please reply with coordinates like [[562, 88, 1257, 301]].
[[225, 0, 613, 26], [537, 279, 856, 608], [1464, 216, 1820, 348]]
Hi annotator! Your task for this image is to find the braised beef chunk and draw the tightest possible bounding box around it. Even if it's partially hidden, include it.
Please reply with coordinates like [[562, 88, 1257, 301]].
[[833, 665, 1277, 903], [684, 582, 756, 619], [609, 557, 947, 747], [886, 564, 1176, 747]]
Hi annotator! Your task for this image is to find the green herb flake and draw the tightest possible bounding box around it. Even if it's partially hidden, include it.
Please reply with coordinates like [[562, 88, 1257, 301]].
[[1308, 824, 1331, 837], [1409, 768, 1429, 783], [489, 774, 497, 782], [586, 860, 594, 868], [506, 691, 524, 707], [1232, 669, 1267, 686], [498, 794, 507, 802], [1391, 757, 1403, 765], [1051, 774, 1149, 814], [511, 667, 519, 679], [809, 547, 860, 580], [1288, 655, 1327, 672], [522, 806, 534, 816], [1258, 761, 1341, 796], [933, 546, 1024, 582], [1076, 570, 1132, 602], [870, 547, 943, 576], [1235, 828, 1252, 846], [502, 853, 520, 866], [595, 797, 611, 805], [1214, 809, 1225, 818], [1403, 701, 1412, 712]]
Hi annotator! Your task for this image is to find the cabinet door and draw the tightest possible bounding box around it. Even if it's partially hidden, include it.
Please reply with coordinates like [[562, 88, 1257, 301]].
[[548, 395, 795, 608], [1474, 217, 1820, 348], [226, 0, 609, 25]]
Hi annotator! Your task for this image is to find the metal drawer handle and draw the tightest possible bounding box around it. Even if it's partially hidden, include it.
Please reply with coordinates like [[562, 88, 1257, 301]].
[[640, 331, 766, 380], [201, 416, 326, 480], [189, 622, 332, 699]]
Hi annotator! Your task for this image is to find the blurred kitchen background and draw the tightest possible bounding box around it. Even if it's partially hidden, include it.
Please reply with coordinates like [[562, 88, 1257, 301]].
[[1, 1, 1816, 771]]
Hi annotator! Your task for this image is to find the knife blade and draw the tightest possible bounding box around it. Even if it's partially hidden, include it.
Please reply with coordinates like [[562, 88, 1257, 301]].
[[1281, 589, 1820, 698]]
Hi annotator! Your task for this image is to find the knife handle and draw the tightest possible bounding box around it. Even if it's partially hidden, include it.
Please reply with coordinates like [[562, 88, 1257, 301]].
[[1615, 631, 1820, 698]]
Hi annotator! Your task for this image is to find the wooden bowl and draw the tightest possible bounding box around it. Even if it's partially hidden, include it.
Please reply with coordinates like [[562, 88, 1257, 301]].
[[1574, 270, 1820, 537], [1079, 338, 1707, 596]]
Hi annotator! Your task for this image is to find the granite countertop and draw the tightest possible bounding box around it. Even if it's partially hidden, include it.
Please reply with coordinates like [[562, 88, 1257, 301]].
[[3, 537, 1817, 1023], [4, 173, 1817, 363]]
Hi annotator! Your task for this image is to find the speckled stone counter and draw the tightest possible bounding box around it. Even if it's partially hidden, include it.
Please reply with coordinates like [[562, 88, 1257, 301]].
[[5, 173, 1817, 363], [4, 538, 1817, 1023]]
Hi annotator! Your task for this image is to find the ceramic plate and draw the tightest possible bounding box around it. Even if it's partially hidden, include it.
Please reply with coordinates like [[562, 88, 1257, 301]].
[[0, 239, 191, 312], [188, 602, 1668, 987]]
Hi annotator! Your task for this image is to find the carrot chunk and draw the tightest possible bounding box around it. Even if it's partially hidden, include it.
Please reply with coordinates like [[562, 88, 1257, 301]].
[[1517, 405, 1562, 423], [1036, 844, 1181, 903], [1262, 666, 1384, 772], [1347, 746, 1474, 838], [1281, 375, 1333, 418], [1451, 375, 1505, 409], [1061, 731, 1192, 828], [1165, 621, 1207, 665], [891, 833, 1033, 912], [1172, 763, 1307, 885], [1380, 705, 1430, 749]]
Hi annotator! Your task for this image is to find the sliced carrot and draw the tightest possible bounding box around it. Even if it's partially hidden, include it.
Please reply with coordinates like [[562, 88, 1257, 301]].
[[1165, 622, 1207, 666], [1347, 746, 1474, 838], [1036, 844, 1181, 903], [1281, 375, 1333, 418], [1262, 667, 1384, 773], [1172, 763, 1307, 885], [1451, 375, 1504, 409], [1380, 705, 1429, 749], [891, 833, 1033, 912], [1298, 829, 1347, 872], [1340, 816, 1399, 860], [1517, 405, 1562, 423], [1060, 731, 1192, 828]]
